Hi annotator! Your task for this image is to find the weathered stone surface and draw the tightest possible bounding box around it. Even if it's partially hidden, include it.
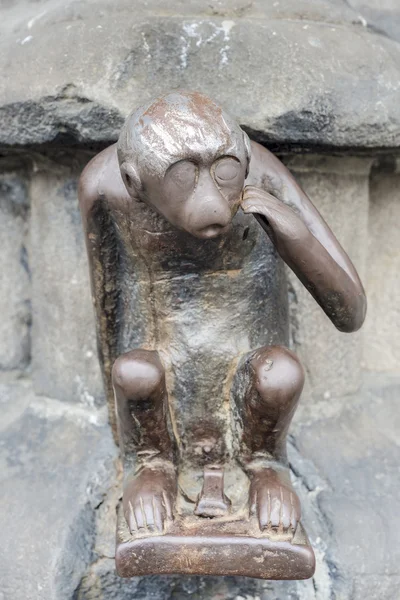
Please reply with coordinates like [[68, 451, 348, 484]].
[[30, 155, 103, 405], [348, 0, 400, 43], [0, 372, 116, 600], [284, 155, 370, 404], [0, 150, 398, 599], [76, 559, 304, 600], [72, 373, 400, 600], [2, 372, 398, 600], [292, 373, 400, 600], [0, 0, 400, 150], [0, 168, 30, 370], [1, 371, 398, 600], [363, 159, 400, 372], [0, 2, 399, 597]]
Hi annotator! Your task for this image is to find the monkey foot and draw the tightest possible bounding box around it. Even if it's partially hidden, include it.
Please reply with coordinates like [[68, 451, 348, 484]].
[[116, 462, 314, 579], [122, 462, 177, 535], [248, 466, 301, 536]]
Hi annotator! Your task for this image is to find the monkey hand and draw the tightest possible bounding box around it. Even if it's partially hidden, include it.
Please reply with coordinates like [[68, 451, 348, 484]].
[[241, 186, 310, 255]]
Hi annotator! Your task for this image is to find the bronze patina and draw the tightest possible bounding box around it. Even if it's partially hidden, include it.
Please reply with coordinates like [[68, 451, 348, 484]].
[[78, 91, 366, 579]]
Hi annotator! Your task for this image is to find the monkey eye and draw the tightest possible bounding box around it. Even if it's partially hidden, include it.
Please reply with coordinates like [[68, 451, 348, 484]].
[[165, 160, 197, 190], [214, 158, 240, 181]]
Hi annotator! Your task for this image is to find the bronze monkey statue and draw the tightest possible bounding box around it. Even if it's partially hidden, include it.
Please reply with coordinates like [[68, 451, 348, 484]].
[[78, 91, 366, 579]]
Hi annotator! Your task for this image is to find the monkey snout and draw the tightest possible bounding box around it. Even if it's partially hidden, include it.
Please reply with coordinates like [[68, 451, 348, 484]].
[[189, 196, 232, 239]]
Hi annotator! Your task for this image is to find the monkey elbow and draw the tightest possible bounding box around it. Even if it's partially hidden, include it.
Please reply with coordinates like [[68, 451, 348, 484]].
[[335, 318, 363, 334], [333, 293, 367, 333]]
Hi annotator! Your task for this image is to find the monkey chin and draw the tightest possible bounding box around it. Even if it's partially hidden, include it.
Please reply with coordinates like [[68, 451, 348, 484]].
[[192, 223, 232, 239]]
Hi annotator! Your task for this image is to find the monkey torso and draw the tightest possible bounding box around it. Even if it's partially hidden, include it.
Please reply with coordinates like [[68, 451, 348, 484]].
[[81, 143, 289, 462]]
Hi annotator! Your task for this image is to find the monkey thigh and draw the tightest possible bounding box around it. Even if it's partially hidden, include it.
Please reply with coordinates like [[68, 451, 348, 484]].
[[231, 345, 304, 463], [112, 349, 172, 462]]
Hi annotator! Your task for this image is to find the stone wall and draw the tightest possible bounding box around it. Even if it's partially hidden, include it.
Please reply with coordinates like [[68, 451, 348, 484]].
[[1, 151, 387, 416], [363, 159, 400, 373], [1, 1, 400, 599], [1, 145, 399, 600], [29, 154, 103, 404], [285, 155, 371, 407]]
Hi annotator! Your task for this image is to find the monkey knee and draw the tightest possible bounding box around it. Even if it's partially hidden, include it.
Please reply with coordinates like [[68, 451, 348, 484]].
[[250, 346, 304, 409], [112, 350, 165, 403]]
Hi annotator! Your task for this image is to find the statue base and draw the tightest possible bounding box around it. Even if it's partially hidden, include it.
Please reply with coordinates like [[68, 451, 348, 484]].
[[115, 506, 315, 579]]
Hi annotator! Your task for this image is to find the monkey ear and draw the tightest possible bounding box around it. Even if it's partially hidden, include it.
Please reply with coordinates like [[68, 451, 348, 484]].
[[243, 131, 252, 179], [120, 162, 142, 198]]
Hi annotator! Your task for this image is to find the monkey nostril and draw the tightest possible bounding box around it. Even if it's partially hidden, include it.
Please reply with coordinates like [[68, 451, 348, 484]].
[[196, 223, 230, 239], [204, 222, 228, 232], [208, 223, 223, 230]]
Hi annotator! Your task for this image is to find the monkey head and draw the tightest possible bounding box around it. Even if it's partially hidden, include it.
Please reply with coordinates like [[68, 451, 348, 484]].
[[117, 91, 251, 239]]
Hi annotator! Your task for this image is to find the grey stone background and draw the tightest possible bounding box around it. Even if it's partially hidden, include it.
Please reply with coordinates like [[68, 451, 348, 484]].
[[1, 1, 399, 599]]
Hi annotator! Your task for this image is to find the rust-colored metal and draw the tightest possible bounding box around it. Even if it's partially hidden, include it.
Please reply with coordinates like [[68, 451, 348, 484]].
[[78, 91, 366, 580]]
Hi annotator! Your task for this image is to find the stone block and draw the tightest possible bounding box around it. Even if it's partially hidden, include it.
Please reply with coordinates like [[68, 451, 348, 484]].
[[363, 162, 400, 372], [293, 373, 400, 600], [30, 155, 103, 405], [0, 169, 30, 370], [3, 371, 398, 600], [0, 1, 399, 151], [283, 155, 371, 405], [347, 0, 400, 43], [0, 373, 116, 600]]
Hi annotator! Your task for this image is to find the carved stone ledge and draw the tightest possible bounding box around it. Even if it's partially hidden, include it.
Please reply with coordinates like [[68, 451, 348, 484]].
[[1, 0, 400, 151]]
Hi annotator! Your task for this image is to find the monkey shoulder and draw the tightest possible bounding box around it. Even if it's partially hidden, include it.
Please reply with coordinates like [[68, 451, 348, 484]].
[[248, 140, 279, 172], [247, 140, 288, 195], [78, 143, 130, 220]]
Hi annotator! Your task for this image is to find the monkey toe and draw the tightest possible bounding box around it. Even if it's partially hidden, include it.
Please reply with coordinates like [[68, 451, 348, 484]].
[[249, 468, 301, 535], [123, 465, 176, 536]]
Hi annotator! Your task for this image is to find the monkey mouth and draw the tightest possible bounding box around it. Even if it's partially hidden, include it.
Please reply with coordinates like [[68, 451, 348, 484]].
[[194, 223, 231, 239]]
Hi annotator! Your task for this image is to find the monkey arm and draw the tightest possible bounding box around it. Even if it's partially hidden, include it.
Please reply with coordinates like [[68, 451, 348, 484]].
[[242, 184, 366, 333], [78, 177, 121, 432]]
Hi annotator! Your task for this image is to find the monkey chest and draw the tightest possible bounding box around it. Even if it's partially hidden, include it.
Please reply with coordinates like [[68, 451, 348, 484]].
[[126, 213, 288, 352]]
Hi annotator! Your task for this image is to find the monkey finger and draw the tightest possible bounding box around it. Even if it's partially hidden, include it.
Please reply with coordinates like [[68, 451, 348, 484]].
[[162, 491, 174, 521], [243, 185, 278, 198], [241, 195, 281, 216], [243, 186, 281, 203], [241, 201, 272, 217], [241, 194, 283, 213], [241, 191, 267, 205]]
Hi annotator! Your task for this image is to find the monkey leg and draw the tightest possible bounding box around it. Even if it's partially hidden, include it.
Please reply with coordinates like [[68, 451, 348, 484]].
[[112, 349, 177, 534], [232, 345, 304, 534]]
